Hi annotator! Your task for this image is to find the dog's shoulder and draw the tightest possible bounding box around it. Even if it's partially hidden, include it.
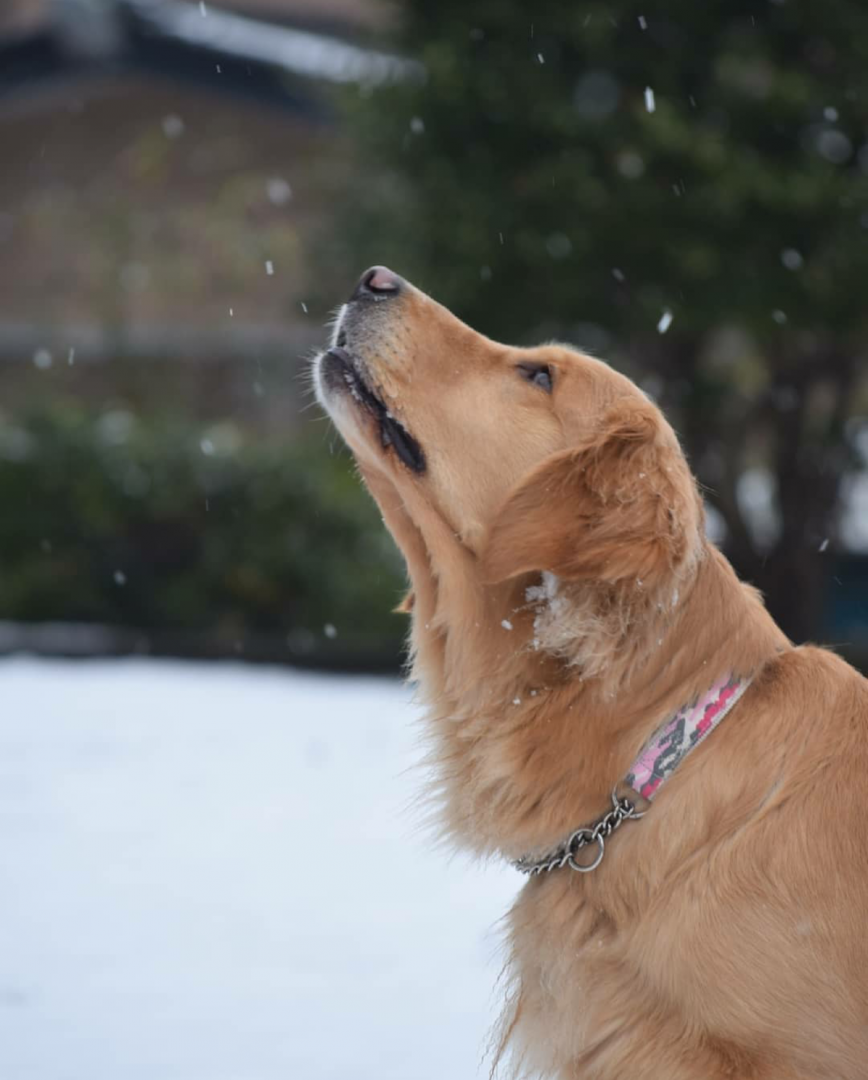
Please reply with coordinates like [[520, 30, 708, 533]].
[[749, 644, 868, 773]]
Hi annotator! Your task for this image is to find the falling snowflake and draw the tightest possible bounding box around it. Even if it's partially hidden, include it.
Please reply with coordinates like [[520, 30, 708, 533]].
[[266, 178, 292, 206], [657, 309, 673, 334], [162, 115, 184, 139], [644, 87, 656, 113]]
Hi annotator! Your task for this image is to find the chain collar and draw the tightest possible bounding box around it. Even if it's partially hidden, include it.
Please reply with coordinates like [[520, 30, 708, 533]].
[[511, 671, 752, 877], [512, 789, 645, 876]]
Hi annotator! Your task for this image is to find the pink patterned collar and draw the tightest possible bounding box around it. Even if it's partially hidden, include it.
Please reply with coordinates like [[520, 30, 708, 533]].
[[513, 672, 752, 876], [624, 672, 752, 801]]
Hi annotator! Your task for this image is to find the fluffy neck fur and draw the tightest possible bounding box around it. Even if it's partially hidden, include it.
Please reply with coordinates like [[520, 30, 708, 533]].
[[408, 535, 786, 862], [359, 462, 786, 861]]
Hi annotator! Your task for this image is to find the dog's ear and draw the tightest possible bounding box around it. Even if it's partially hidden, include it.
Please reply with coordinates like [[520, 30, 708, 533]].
[[479, 400, 699, 586]]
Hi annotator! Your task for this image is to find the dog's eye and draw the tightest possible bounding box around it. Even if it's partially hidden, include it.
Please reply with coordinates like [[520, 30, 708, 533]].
[[517, 363, 554, 393]]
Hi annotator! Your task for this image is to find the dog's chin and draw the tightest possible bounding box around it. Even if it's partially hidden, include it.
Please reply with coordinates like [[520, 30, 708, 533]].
[[316, 347, 426, 475]]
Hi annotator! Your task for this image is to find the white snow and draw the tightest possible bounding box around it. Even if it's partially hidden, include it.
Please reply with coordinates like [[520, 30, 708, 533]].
[[161, 115, 185, 139], [657, 309, 673, 334], [525, 571, 561, 608], [780, 248, 803, 271], [0, 658, 517, 1080], [500, 619, 513, 631], [265, 178, 292, 206], [525, 573, 572, 656], [644, 86, 656, 113]]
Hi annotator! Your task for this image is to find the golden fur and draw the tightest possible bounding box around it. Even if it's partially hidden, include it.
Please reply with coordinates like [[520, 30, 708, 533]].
[[314, 271, 868, 1079]]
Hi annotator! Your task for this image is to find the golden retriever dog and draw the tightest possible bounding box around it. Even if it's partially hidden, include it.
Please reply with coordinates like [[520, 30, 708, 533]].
[[314, 266, 868, 1079]]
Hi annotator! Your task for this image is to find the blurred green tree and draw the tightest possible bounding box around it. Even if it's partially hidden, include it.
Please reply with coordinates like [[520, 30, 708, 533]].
[[331, 0, 868, 645]]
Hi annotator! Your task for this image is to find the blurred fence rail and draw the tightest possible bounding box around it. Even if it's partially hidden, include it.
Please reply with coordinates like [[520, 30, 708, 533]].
[[0, 619, 402, 672], [0, 321, 320, 366]]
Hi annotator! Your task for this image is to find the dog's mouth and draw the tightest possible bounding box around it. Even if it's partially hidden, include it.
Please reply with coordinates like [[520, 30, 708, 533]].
[[323, 346, 426, 474]]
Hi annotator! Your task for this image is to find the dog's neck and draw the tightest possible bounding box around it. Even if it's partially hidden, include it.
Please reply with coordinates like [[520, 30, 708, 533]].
[[356, 463, 786, 858], [407, 539, 788, 860]]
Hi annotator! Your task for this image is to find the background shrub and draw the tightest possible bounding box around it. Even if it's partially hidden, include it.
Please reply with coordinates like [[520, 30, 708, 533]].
[[0, 404, 407, 667]]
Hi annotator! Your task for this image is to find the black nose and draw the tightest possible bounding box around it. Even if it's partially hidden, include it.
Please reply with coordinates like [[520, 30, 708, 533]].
[[351, 265, 402, 301]]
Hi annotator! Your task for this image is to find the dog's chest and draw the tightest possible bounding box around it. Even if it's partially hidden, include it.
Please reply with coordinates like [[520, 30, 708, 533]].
[[506, 882, 633, 1070]]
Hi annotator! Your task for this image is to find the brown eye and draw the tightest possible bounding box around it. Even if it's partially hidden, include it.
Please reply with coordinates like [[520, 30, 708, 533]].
[[518, 363, 554, 393]]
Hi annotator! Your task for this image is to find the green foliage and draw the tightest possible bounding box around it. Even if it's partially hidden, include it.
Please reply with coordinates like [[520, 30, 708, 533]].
[[0, 406, 406, 664], [331, 0, 868, 644], [340, 1, 868, 345]]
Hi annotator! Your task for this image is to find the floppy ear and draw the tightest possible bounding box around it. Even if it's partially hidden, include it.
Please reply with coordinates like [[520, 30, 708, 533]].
[[479, 401, 699, 586]]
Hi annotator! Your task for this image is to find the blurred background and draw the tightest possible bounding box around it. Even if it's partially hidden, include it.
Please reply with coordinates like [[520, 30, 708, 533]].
[[1, 1, 867, 1077], [0, 0, 866, 668]]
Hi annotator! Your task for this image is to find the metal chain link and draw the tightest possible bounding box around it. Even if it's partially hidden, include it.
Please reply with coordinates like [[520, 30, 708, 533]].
[[512, 790, 645, 876]]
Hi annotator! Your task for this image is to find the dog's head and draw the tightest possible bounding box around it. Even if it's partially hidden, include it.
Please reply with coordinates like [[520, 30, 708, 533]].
[[315, 267, 702, 611]]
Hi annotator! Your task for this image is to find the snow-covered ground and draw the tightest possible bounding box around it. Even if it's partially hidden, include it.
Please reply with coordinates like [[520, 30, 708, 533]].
[[0, 658, 518, 1080]]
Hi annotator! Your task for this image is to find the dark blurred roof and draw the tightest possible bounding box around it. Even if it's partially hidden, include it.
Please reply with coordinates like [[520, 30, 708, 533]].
[[125, 0, 414, 87], [0, 0, 47, 35], [207, 0, 393, 33], [0, 0, 415, 118], [0, 0, 392, 37]]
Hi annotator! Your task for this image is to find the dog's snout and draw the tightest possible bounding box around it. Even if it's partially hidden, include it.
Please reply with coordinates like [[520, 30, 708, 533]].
[[351, 265, 402, 301]]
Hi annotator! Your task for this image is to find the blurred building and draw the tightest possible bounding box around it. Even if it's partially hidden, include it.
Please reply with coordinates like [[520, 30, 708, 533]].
[[0, 0, 392, 430]]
